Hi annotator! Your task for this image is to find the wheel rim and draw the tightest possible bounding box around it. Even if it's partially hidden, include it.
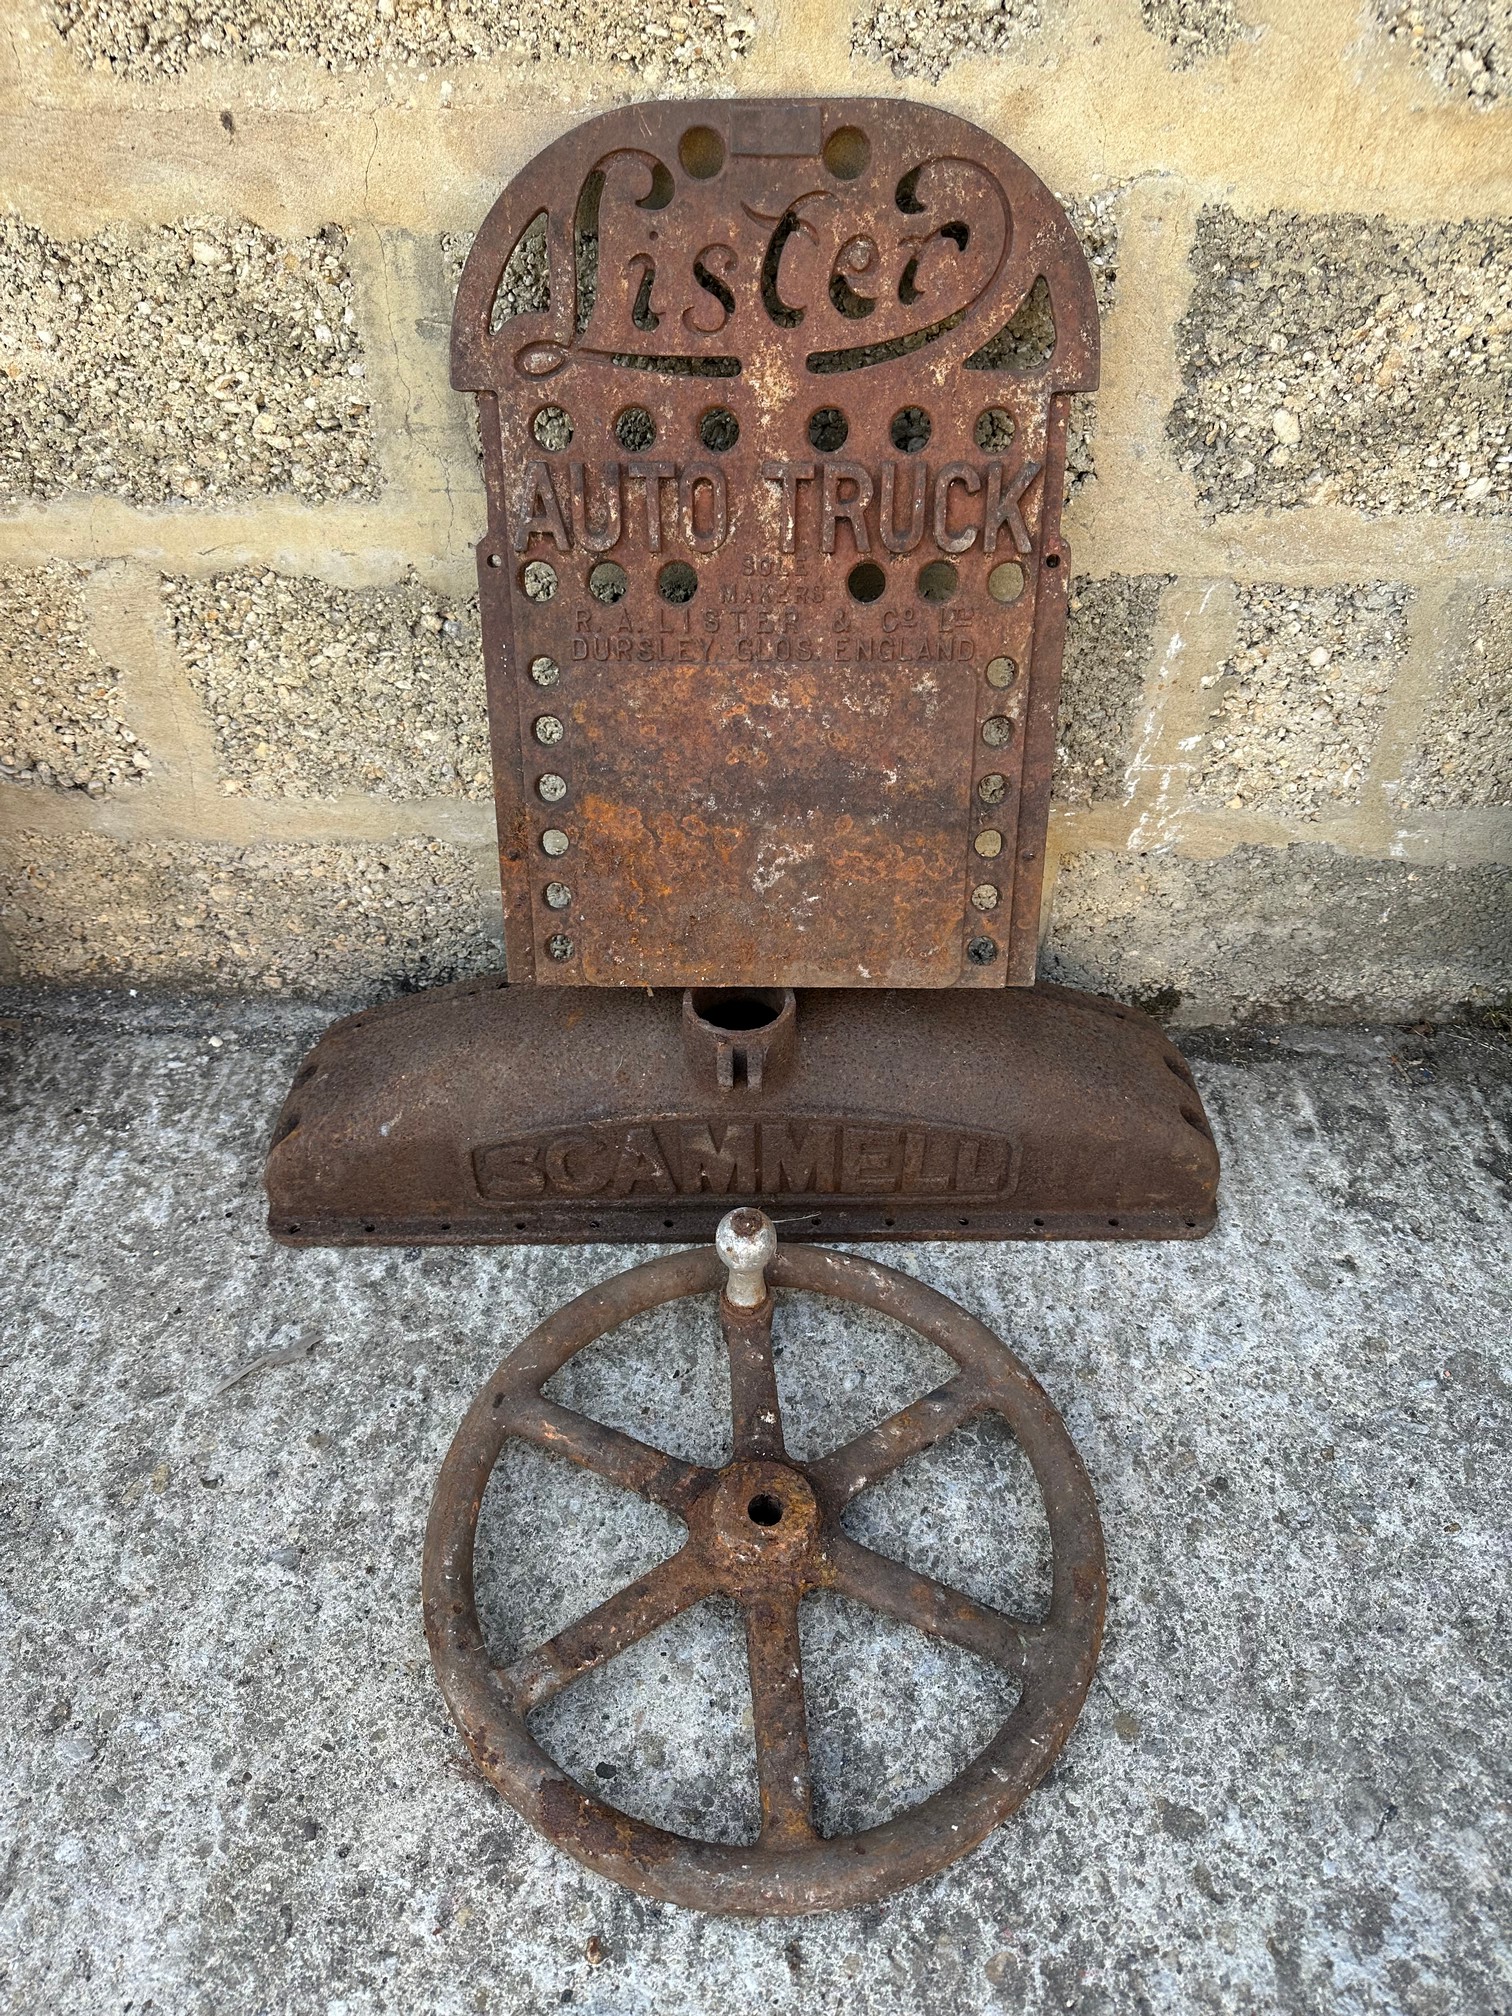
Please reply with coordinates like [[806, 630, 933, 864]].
[[423, 1243, 1105, 1915]]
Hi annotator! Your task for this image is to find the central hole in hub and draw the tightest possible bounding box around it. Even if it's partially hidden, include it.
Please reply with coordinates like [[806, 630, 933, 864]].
[[747, 1492, 783, 1527]]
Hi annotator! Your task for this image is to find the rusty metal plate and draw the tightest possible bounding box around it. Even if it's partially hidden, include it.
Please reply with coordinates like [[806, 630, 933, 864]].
[[266, 980, 1218, 1246], [423, 1226, 1105, 1913], [453, 98, 1097, 990]]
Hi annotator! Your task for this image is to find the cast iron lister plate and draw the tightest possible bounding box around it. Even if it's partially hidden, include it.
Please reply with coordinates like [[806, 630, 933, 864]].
[[453, 98, 1098, 991]]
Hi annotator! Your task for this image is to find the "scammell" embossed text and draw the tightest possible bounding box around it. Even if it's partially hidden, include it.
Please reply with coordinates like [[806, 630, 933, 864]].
[[474, 1116, 1020, 1202]]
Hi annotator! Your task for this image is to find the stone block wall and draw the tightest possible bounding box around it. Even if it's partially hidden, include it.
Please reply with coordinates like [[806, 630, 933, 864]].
[[0, 0, 1507, 1019]]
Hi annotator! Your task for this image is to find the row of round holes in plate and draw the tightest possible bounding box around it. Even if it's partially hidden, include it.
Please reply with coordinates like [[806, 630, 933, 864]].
[[530, 403, 1019, 457], [502, 553, 1043, 609]]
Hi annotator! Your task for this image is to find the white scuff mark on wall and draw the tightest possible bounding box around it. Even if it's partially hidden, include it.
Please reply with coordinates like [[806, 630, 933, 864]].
[[1124, 584, 1218, 852]]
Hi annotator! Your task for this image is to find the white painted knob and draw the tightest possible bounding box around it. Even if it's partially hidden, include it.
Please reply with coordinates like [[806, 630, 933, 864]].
[[715, 1207, 778, 1308]]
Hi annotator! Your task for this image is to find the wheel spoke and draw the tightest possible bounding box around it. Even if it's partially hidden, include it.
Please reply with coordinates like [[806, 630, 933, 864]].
[[807, 1375, 987, 1505], [720, 1293, 785, 1460], [506, 1395, 708, 1513], [503, 1546, 711, 1713], [824, 1532, 1045, 1677], [744, 1588, 816, 1847]]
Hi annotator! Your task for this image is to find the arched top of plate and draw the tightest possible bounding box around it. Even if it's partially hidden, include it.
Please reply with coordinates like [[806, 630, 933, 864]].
[[452, 99, 1098, 397]]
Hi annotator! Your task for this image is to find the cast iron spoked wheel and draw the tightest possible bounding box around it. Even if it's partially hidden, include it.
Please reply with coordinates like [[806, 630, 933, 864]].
[[422, 1233, 1105, 1916]]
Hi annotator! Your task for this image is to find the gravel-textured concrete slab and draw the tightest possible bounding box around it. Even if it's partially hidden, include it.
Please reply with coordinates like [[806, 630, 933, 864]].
[[1, 991, 1509, 2015]]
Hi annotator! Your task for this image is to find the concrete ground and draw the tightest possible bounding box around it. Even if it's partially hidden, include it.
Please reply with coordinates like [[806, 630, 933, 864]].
[[1, 988, 1509, 2016]]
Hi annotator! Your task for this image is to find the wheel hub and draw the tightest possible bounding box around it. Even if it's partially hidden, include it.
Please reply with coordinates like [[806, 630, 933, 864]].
[[697, 1459, 822, 1586]]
